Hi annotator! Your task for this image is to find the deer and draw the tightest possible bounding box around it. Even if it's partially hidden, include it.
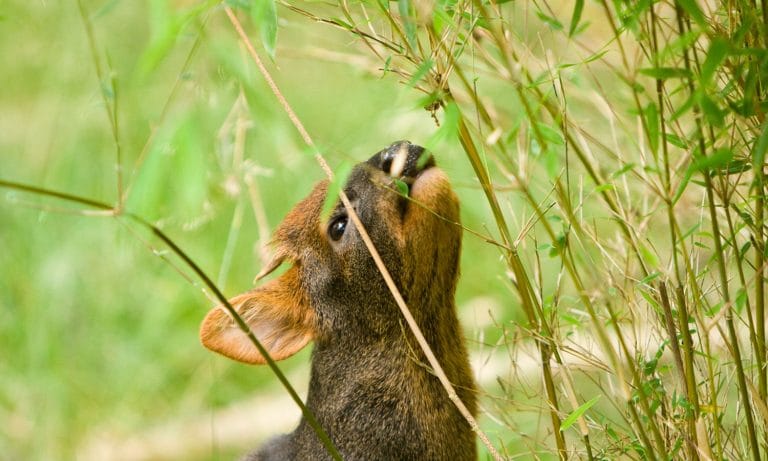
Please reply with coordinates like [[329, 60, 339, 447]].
[[200, 141, 477, 460]]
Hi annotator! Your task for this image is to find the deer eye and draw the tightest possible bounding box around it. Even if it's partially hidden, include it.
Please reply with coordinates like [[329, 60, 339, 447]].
[[328, 215, 348, 241], [381, 150, 395, 174]]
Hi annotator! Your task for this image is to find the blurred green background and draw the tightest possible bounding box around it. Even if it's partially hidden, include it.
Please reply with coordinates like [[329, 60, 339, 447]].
[[0, 2, 513, 459]]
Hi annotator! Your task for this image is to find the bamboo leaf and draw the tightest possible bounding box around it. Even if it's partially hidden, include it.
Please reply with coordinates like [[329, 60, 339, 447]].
[[568, 0, 584, 37], [697, 92, 725, 128], [639, 243, 660, 270], [639, 67, 691, 79], [138, 0, 211, 76], [407, 59, 434, 88], [393, 178, 409, 197], [752, 120, 768, 169], [594, 184, 615, 193], [536, 11, 563, 30], [226, 0, 249, 8], [321, 161, 353, 220], [676, 0, 707, 27], [671, 94, 695, 121], [426, 102, 460, 148], [138, 0, 185, 76], [561, 396, 600, 431], [127, 114, 208, 219], [665, 133, 688, 149], [612, 163, 636, 178], [251, 0, 278, 59], [692, 147, 733, 175], [535, 123, 565, 146], [701, 37, 729, 86], [640, 271, 661, 285], [643, 103, 659, 155], [398, 0, 417, 50], [659, 29, 700, 61]]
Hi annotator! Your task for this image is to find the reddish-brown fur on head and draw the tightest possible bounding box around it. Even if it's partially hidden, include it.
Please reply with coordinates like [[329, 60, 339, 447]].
[[200, 141, 477, 460]]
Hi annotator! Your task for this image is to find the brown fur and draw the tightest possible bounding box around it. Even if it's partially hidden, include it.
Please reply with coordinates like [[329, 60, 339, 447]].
[[200, 141, 477, 460]]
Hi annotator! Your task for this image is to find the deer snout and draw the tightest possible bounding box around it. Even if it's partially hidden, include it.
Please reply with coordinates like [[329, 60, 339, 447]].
[[373, 140, 435, 183]]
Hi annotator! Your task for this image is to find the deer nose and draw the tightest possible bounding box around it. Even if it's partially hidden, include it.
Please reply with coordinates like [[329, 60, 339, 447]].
[[375, 141, 434, 180]]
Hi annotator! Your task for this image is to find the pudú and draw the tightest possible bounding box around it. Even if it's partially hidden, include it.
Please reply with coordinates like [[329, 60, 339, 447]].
[[200, 141, 477, 460]]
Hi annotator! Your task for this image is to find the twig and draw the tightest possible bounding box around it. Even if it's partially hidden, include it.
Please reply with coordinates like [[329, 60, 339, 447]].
[[77, 0, 123, 208]]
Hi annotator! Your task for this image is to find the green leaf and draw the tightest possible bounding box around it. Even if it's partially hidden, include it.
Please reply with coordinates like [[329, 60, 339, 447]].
[[542, 146, 560, 179], [681, 223, 700, 240], [583, 49, 608, 64], [697, 93, 724, 127], [676, 0, 707, 27], [701, 37, 729, 86], [536, 11, 563, 30], [639, 287, 662, 313], [92, 0, 121, 19], [639, 67, 690, 79], [127, 114, 208, 219], [138, 0, 185, 76], [721, 160, 751, 175], [672, 168, 694, 205], [226, 0, 250, 8], [330, 17, 354, 30], [398, 0, 417, 51], [442, 102, 460, 135], [426, 102, 460, 148], [643, 103, 659, 156], [568, 0, 584, 37], [251, 0, 278, 59], [640, 271, 661, 285], [535, 123, 565, 146], [432, 2, 453, 35], [665, 133, 688, 149], [138, 0, 212, 76], [594, 184, 615, 193], [560, 396, 600, 431], [549, 233, 567, 257], [693, 147, 733, 174], [752, 120, 768, 172], [537, 243, 554, 252], [639, 244, 660, 269], [407, 59, 434, 88], [659, 29, 701, 61], [735, 288, 747, 313], [671, 94, 695, 121], [416, 150, 432, 170], [393, 178, 409, 197], [415, 91, 442, 110], [382, 56, 393, 77], [740, 241, 752, 258], [321, 161, 353, 220], [612, 163, 636, 178]]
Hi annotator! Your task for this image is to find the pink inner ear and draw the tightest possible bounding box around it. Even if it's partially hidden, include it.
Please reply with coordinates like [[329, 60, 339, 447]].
[[201, 308, 313, 364], [199, 267, 316, 365]]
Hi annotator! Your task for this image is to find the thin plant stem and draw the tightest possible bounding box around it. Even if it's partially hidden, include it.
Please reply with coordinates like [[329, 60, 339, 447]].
[[77, 0, 123, 209], [456, 114, 568, 458], [754, 125, 767, 403], [648, 5, 700, 455], [672, 5, 761, 459]]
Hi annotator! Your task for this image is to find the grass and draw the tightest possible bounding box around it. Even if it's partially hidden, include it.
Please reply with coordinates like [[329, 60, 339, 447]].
[[2, 0, 767, 460]]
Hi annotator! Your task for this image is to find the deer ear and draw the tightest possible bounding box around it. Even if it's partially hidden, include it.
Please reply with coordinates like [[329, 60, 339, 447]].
[[199, 266, 315, 365]]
